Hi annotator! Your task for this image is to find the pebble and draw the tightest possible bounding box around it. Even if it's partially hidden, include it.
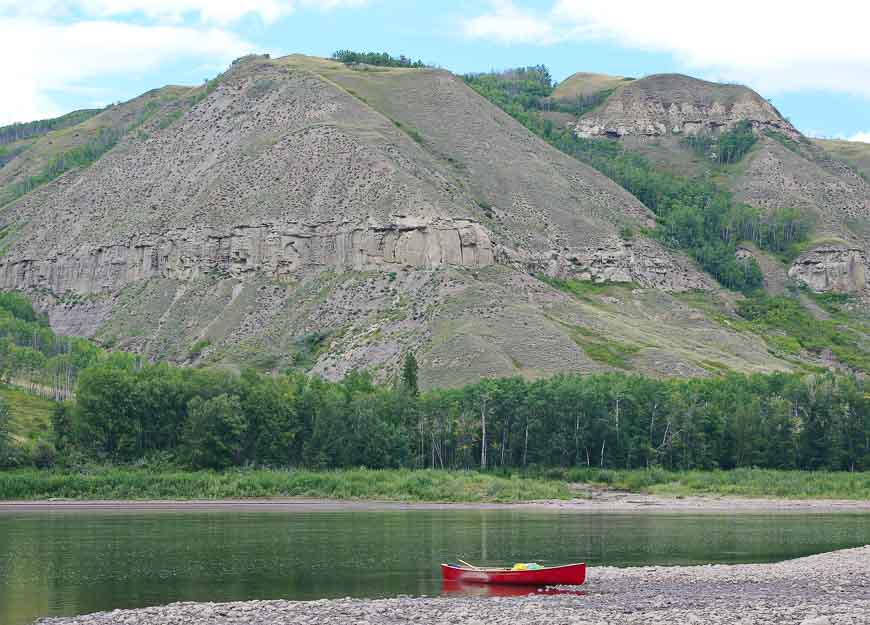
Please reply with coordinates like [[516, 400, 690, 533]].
[[34, 546, 870, 625]]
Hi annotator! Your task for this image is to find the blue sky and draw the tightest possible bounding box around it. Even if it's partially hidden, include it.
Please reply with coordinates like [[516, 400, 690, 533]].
[[2, 0, 869, 141]]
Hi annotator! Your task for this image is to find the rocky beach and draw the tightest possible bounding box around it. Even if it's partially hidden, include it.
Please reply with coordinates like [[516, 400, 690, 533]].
[[35, 545, 870, 625]]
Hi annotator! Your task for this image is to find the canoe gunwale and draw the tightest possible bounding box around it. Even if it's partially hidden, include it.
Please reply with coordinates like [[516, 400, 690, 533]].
[[440, 562, 586, 586]]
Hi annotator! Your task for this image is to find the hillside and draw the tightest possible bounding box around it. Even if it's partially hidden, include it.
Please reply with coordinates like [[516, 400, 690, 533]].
[[552, 72, 632, 101], [814, 138, 870, 179], [0, 55, 867, 386], [564, 73, 870, 297]]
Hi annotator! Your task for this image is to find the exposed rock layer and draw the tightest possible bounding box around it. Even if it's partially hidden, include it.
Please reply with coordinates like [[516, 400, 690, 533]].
[[574, 73, 800, 139], [789, 246, 867, 294], [0, 218, 494, 295]]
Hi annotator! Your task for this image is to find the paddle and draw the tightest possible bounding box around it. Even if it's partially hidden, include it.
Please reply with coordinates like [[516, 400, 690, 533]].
[[457, 558, 481, 570]]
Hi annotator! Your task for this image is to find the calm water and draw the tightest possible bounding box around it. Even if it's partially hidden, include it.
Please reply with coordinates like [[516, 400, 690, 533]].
[[2, 508, 870, 625]]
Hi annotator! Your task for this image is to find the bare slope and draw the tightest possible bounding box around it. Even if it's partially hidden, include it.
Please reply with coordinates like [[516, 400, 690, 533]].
[[0, 55, 806, 385], [567, 72, 870, 296], [0, 87, 191, 200]]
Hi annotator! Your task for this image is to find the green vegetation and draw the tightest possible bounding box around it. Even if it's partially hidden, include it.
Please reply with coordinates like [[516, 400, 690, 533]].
[[189, 339, 210, 358], [291, 330, 331, 368], [464, 66, 609, 117], [0, 398, 10, 466], [764, 128, 811, 156], [0, 127, 121, 207], [0, 109, 101, 145], [567, 326, 640, 369], [331, 50, 428, 69], [683, 120, 758, 165], [0, 386, 54, 445], [537, 275, 637, 301], [0, 286, 867, 496], [0, 467, 569, 502], [188, 74, 222, 107], [547, 467, 870, 500], [0, 290, 866, 474], [464, 68, 811, 292], [10, 359, 866, 474], [0, 142, 29, 167], [736, 293, 870, 370], [401, 352, 419, 396], [0, 291, 102, 397]]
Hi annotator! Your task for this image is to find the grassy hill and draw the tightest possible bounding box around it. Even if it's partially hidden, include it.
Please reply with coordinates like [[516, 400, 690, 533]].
[[814, 138, 870, 180], [552, 72, 632, 101]]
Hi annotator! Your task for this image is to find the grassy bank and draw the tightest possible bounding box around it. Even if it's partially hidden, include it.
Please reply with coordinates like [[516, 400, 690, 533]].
[[550, 467, 870, 500], [0, 468, 572, 503], [2, 466, 869, 503], [0, 385, 54, 445]]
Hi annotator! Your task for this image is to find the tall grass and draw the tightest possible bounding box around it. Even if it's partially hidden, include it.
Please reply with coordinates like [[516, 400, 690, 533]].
[[2, 467, 868, 502], [544, 467, 870, 500], [0, 468, 572, 502]]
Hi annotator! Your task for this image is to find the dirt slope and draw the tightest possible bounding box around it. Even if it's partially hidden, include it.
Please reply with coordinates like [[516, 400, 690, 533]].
[[0, 55, 817, 385]]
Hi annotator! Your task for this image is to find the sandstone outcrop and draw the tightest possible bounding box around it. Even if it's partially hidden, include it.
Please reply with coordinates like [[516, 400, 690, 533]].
[[0, 218, 494, 295], [573, 73, 800, 139], [788, 246, 867, 294], [514, 237, 712, 291]]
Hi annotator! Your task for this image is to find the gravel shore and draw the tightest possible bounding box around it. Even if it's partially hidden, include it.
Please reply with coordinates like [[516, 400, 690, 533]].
[[5, 492, 870, 514], [36, 545, 870, 625]]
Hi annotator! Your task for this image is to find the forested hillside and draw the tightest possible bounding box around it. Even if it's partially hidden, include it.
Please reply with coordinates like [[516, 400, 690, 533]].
[[0, 289, 863, 473], [464, 68, 811, 291]]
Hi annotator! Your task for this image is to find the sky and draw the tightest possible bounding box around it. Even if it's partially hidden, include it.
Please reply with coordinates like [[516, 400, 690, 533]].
[[2, 0, 869, 142]]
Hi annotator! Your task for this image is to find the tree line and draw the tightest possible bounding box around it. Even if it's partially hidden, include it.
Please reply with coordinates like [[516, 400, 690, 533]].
[[29, 358, 870, 473], [0, 293, 101, 399], [0, 289, 867, 473], [0, 109, 100, 146], [463, 68, 811, 291], [331, 50, 428, 68], [1, 127, 121, 207]]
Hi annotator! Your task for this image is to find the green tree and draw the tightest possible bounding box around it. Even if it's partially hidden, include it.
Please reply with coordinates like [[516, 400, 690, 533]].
[[182, 394, 248, 470], [402, 352, 419, 396], [0, 397, 11, 466], [74, 364, 141, 461]]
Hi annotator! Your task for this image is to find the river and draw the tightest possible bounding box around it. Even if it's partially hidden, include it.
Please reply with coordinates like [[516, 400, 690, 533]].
[[2, 507, 870, 625]]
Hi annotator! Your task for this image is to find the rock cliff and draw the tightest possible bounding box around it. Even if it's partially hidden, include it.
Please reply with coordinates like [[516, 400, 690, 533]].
[[0, 218, 495, 295], [788, 246, 867, 294], [573, 74, 800, 139]]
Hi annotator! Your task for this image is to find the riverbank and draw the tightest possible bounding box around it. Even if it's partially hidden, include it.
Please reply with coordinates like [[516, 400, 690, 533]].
[[35, 545, 870, 625], [4, 492, 870, 514], [0, 468, 571, 503], [2, 467, 870, 504]]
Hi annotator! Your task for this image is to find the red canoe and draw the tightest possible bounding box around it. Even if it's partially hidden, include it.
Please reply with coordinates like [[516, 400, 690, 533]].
[[440, 562, 586, 586]]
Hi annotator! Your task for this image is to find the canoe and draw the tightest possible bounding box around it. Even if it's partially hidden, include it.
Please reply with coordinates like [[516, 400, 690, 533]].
[[440, 562, 586, 586]]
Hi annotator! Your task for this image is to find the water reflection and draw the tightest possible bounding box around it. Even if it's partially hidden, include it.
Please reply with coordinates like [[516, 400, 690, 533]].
[[1, 509, 869, 625], [441, 580, 586, 598]]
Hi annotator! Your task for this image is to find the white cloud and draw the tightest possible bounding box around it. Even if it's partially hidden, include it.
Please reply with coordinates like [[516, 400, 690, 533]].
[[0, 18, 255, 125], [463, 1, 870, 98], [0, 0, 369, 124], [463, 0, 556, 44], [0, 0, 367, 25], [849, 132, 870, 144]]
